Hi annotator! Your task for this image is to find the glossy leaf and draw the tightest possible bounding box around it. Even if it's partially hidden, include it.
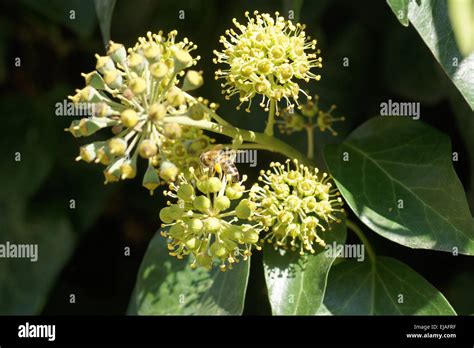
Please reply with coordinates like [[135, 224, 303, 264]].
[[386, 0, 409, 26], [128, 231, 250, 315], [263, 215, 346, 315], [325, 117, 474, 254], [387, 0, 474, 109], [323, 256, 456, 315]]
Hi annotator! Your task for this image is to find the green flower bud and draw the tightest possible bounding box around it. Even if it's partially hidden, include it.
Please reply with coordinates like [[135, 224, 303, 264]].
[[193, 196, 211, 212], [96, 145, 113, 165], [166, 86, 186, 106], [81, 71, 106, 90], [278, 211, 293, 224], [225, 183, 245, 200], [150, 61, 168, 79], [203, 217, 221, 233], [107, 41, 127, 64], [148, 103, 167, 122], [108, 138, 127, 156], [169, 223, 186, 239], [225, 225, 243, 241], [143, 162, 161, 195], [182, 70, 203, 91], [188, 218, 203, 233], [186, 237, 200, 250], [160, 206, 175, 223], [104, 70, 123, 89], [173, 48, 193, 71], [78, 117, 116, 137], [138, 139, 158, 158], [120, 109, 139, 128], [189, 103, 207, 120], [120, 158, 137, 179], [163, 122, 182, 139], [159, 160, 179, 182], [243, 227, 259, 244], [130, 77, 147, 95], [214, 195, 230, 211], [76, 143, 97, 162], [236, 199, 253, 219], [195, 253, 213, 269], [93, 102, 111, 117], [95, 54, 115, 74], [144, 44, 161, 61], [177, 183, 195, 201], [207, 177, 223, 193], [128, 53, 145, 73], [210, 242, 227, 258], [103, 157, 124, 184]]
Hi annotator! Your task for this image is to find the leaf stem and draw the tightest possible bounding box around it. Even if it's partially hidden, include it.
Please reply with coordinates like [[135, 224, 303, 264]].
[[163, 116, 314, 167], [346, 219, 376, 265], [264, 99, 276, 136], [306, 124, 315, 159]]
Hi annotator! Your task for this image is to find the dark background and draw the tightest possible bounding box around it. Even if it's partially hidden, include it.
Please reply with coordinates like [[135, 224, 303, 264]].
[[0, 0, 472, 315]]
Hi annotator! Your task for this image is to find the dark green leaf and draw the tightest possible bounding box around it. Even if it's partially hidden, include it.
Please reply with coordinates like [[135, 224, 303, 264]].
[[0, 216, 75, 314], [386, 0, 409, 26], [263, 215, 346, 315], [387, 0, 474, 109], [20, 0, 97, 38], [283, 0, 304, 22], [128, 231, 250, 315], [94, 0, 116, 47], [324, 117, 474, 254], [323, 256, 456, 315]]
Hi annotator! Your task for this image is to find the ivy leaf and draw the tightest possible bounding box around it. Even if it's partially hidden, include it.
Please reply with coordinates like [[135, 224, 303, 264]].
[[324, 117, 474, 255], [20, 0, 97, 38], [323, 256, 456, 315], [387, 0, 474, 110], [386, 0, 409, 26], [128, 231, 250, 315], [94, 0, 116, 47], [263, 215, 346, 315]]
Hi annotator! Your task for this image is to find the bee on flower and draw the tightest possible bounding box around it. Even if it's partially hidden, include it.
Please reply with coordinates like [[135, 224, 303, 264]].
[[159, 167, 261, 271]]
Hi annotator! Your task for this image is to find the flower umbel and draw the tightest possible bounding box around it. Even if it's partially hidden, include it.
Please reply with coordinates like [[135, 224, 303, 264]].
[[214, 11, 322, 114], [160, 168, 261, 271], [278, 95, 345, 135], [249, 159, 343, 254], [66, 31, 217, 194]]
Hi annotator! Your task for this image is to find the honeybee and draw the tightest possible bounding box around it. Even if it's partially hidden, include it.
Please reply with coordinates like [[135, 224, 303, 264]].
[[200, 148, 240, 182]]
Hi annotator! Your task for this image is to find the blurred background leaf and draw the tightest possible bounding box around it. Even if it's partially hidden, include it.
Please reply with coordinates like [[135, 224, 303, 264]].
[[94, 0, 116, 47]]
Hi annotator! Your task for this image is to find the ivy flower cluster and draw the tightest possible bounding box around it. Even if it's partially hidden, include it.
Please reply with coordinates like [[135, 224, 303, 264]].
[[65, 31, 217, 194], [160, 168, 261, 271], [214, 11, 322, 114], [249, 159, 344, 255], [278, 95, 345, 135]]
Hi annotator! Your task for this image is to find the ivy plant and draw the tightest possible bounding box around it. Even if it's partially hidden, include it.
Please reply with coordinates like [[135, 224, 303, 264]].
[[59, 2, 473, 315]]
